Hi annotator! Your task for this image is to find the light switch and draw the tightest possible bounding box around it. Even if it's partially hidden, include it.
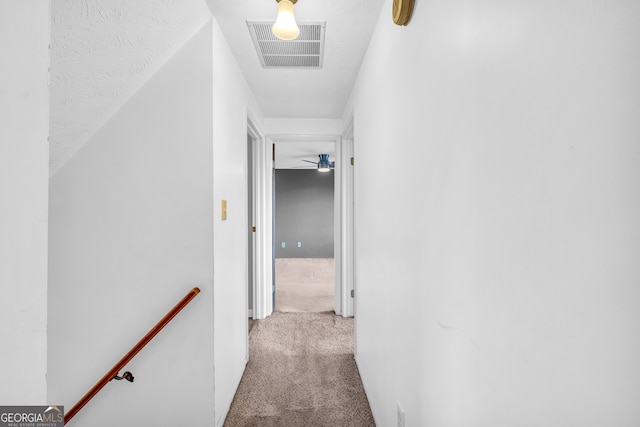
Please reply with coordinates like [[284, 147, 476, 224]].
[[221, 199, 227, 220], [281, 242, 286, 248]]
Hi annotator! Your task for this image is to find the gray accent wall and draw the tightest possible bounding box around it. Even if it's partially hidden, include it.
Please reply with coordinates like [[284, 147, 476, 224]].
[[275, 169, 334, 258]]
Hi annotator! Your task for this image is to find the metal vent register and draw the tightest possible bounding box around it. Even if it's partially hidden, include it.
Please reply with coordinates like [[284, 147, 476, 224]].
[[247, 21, 326, 69]]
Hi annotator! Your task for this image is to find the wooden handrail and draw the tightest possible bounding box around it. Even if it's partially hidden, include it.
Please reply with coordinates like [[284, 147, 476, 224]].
[[64, 287, 201, 424]]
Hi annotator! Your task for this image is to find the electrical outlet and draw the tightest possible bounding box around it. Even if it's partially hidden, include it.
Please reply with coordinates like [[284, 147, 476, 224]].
[[397, 401, 405, 427], [297, 242, 302, 247]]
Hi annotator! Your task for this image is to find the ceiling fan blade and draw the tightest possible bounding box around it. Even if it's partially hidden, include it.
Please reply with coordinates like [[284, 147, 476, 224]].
[[301, 159, 318, 164]]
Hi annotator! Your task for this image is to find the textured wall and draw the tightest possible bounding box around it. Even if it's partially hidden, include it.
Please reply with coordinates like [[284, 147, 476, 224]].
[[49, 0, 211, 175], [275, 169, 334, 259]]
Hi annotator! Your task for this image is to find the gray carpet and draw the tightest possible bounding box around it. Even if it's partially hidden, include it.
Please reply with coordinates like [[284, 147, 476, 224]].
[[224, 312, 375, 427]]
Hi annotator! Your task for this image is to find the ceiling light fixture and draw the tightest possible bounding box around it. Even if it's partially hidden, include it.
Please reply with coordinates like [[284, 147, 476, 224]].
[[272, 0, 300, 41]]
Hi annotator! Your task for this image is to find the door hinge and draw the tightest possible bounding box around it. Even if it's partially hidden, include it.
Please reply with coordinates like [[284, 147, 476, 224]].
[[252, 226, 256, 232], [350, 157, 355, 166], [350, 289, 354, 298]]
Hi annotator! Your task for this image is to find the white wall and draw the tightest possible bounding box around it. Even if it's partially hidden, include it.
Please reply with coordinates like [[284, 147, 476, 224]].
[[211, 18, 264, 427], [48, 21, 215, 425], [0, 1, 50, 404], [347, 1, 640, 426]]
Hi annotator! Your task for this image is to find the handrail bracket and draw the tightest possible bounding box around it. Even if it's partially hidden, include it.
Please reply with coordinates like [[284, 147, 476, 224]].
[[111, 371, 135, 382]]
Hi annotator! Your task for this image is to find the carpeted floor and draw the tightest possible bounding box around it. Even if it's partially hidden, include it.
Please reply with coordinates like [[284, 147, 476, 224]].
[[275, 258, 335, 312], [224, 311, 375, 427]]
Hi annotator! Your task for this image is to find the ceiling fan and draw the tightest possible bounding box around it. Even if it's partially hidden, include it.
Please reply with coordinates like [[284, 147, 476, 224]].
[[298, 154, 335, 172]]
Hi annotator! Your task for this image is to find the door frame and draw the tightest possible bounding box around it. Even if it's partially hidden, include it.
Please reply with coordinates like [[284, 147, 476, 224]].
[[340, 116, 355, 318], [247, 133, 255, 320], [247, 114, 266, 322], [252, 132, 354, 318], [253, 134, 275, 319]]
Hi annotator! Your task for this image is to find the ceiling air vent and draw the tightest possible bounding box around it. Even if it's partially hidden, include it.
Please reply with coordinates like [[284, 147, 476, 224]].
[[247, 21, 326, 69]]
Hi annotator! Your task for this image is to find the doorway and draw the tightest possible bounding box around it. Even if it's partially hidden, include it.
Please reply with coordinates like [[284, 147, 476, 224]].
[[273, 146, 336, 312], [252, 132, 353, 319]]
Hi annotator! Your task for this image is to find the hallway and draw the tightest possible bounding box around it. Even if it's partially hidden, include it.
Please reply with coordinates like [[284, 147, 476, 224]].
[[2, 2, 640, 426], [225, 312, 374, 426]]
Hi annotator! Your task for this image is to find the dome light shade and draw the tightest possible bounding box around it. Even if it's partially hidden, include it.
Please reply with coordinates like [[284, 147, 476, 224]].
[[272, 0, 299, 41]]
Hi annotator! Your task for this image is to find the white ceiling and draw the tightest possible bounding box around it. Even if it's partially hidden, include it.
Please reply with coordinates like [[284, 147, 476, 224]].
[[49, 0, 385, 174], [209, 0, 384, 119], [209, 0, 384, 168]]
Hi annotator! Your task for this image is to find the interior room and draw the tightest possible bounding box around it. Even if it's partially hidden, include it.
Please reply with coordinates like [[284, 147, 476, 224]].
[[2, 1, 639, 426], [274, 142, 336, 313]]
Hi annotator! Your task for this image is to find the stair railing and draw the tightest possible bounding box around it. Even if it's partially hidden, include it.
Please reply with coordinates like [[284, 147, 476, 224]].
[[64, 287, 201, 424]]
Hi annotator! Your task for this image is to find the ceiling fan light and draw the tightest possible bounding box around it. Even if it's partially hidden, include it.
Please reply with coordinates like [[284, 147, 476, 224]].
[[272, 0, 299, 41], [317, 153, 331, 172]]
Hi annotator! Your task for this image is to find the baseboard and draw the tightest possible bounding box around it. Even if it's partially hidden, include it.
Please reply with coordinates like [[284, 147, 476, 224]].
[[248, 309, 253, 318], [215, 360, 249, 427], [354, 354, 380, 427]]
